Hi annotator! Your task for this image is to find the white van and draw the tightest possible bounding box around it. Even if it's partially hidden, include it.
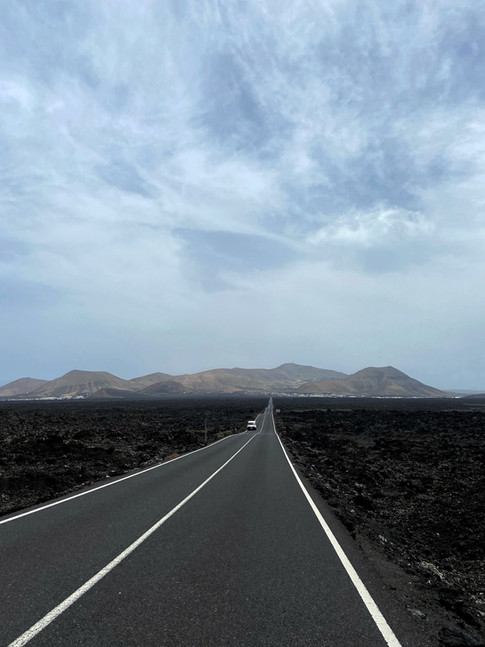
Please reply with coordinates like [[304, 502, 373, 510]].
[[247, 420, 257, 430]]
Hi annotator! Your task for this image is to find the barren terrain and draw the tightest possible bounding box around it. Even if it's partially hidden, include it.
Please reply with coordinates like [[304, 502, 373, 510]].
[[274, 396, 485, 647], [0, 396, 266, 516], [1, 395, 484, 646]]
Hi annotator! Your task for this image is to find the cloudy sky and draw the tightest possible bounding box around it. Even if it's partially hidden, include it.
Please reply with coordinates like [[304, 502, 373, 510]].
[[1, 0, 485, 389]]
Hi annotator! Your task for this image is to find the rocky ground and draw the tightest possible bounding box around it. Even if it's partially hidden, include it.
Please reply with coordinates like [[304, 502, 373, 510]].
[[2, 395, 484, 646], [274, 396, 485, 647], [0, 396, 267, 516]]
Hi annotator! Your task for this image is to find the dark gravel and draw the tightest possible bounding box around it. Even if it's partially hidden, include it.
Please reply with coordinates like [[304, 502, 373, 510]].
[[0, 396, 267, 517], [2, 394, 484, 646], [274, 396, 485, 647]]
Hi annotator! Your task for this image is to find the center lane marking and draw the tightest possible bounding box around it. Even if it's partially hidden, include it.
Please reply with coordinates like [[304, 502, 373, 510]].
[[8, 432, 259, 647], [0, 413, 261, 527]]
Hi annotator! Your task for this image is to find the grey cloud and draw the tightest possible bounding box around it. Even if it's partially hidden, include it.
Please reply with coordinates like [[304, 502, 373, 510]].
[[359, 243, 433, 274], [316, 3, 485, 113], [0, 1, 93, 84], [0, 276, 59, 308], [96, 160, 153, 198], [200, 52, 269, 151], [176, 228, 298, 290], [1, 1, 485, 388]]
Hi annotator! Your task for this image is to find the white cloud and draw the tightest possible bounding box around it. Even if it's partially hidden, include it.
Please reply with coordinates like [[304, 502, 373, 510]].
[[0, 78, 35, 113], [1, 0, 485, 387], [308, 207, 434, 248]]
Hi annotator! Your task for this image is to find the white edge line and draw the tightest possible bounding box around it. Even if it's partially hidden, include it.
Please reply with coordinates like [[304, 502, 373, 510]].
[[0, 414, 262, 527], [7, 432, 258, 647], [271, 409, 403, 647]]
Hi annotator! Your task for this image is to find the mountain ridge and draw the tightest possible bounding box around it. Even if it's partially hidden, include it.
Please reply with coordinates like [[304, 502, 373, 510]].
[[26, 370, 138, 399], [0, 377, 48, 397], [0, 364, 453, 399], [298, 366, 450, 397]]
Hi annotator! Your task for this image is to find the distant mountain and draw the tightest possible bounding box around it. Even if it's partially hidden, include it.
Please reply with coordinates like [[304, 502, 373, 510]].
[[129, 372, 172, 389], [0, 377, 48, 397], [28, 370, 138, 398], [0, 364, 344, 399], [229, 363, 347, 385], [298, 366, 452, 397], [0, 364, 452, 399], [161, 363, 348, 394], [164, 369, 262, 394], [141, 380, 188, 395], [88, 381, 187, 399]]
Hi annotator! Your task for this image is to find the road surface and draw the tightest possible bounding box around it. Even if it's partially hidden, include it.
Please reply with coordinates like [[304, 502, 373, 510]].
[[0, 401, 409, 646]]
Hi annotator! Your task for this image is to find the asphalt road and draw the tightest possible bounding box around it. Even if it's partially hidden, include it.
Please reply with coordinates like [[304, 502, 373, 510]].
[[1, 401, 407, 646]]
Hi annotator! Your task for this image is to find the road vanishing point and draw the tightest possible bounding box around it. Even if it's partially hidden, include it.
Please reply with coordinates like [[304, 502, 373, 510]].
[[1, 401, 416, 646]]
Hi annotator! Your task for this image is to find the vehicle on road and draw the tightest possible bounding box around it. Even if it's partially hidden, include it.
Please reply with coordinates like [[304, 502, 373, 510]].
[[247, 420, 257, 430]]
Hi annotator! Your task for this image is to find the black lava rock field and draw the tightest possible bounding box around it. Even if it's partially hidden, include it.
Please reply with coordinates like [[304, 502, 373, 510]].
[[274, 396, 485, 647], [1, 395, 484, 646], [0, 396, 267, 516]]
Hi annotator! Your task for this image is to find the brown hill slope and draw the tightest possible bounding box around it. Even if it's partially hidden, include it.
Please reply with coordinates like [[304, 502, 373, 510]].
[[164, 370, 260, 393], [1, 364, 450, 399], [224, 363, 347, 386], [298, 366, 451, 397], [28, 370, 137, 398], [157, 363, 348, 394], [129, 372, 172, 389], [1, 364, 343, 399], [0, 378, 48, 397]]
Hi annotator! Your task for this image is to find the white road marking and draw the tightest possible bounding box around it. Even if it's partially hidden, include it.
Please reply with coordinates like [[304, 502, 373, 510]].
[[0, 415, 262, 527], [7, 432, 258, 647], [271, 409, 403, 647]]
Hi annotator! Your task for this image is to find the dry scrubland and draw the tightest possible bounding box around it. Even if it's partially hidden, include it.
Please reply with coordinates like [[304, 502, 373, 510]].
[[275, 397, 485, 647], [1, 396, 484, 646]]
